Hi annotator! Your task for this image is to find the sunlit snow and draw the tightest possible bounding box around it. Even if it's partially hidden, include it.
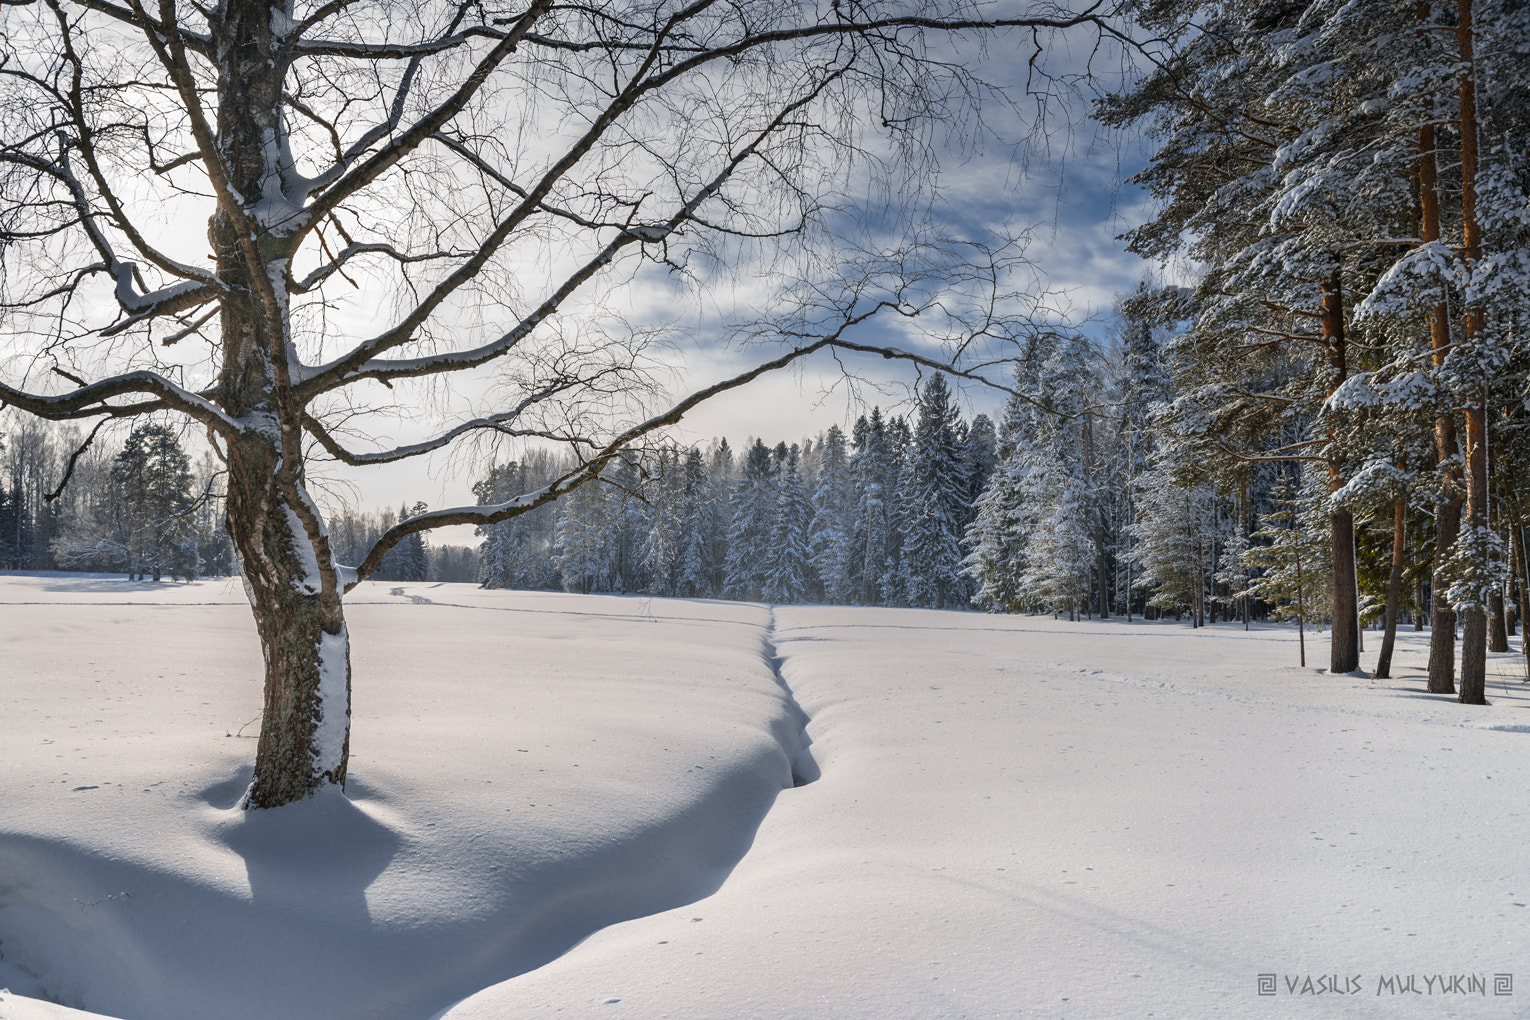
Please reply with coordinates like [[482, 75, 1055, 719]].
[[1, 573, 1528, 1020]]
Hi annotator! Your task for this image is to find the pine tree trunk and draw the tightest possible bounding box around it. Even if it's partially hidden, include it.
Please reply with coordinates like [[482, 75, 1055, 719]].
[[1097, 539, 1109, 619], [1456, 0, 1487, 705], [1374, 497, 1407, 679], [1330, 507, 1359, 673], [1515, 524, 1530, 680], [1489, 590, 1508, 652], [1417, 39, 1460, 695], [1321, 268, 1359, 674], [1294, 514, 1307, 668], [1429, 495, 1462, 693]]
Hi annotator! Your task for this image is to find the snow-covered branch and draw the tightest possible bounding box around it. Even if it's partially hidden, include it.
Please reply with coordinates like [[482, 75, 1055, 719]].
[[0, 370, 240, 433]]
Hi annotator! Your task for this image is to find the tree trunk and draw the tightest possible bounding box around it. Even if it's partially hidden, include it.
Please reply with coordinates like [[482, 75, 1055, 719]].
[[1489, 589, 1508, 652], [208, 0, 353, 806], [1374, 497, 1407, 679], [1320, 268, 1359, 674], [1330, 507, 1360, 673], [1416, 31, 1460, 694], [1516, 525, 1530, 680], [1294, 513, 1306, 668], [1097, 538, 1109, 619], [225, 440, 352, 809], [1456, 0, 1487, 706]]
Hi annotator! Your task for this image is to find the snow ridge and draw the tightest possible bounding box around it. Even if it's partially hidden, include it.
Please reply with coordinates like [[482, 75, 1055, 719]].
[[761, 606, 820, 788]]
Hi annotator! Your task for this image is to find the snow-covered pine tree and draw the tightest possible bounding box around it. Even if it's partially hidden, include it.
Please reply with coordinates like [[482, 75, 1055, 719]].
[[763, 444, 812, 603], [960, 415, 998, 526], [1242, 472, 1333, 660], [641, 447, 687, 596], [1028, 337, 1112, 617], [809, 425, 856, 604], [106, 423, 198, 581], [1109, 284, 1177, 618], [848, 410, 895, 605], [474, 454, 561, 590], [724, 439, 777, 601], [881, 415, 914, 604], [705, 439, 735, 596], [900, 374, 969, 609], [964, 343, 1053, 612], [1099, 0, 1372, 663], [1129, 434, 1233, 625], [1012, 459, 1092, 617], [53, 422, 198, 581], [373, 502, 429, 582], [675, 447, 717, 598], [552, 475, 619, 594]]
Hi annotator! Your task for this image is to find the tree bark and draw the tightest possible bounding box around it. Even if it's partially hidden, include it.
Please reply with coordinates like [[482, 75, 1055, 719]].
[[1418, 58, 1459, 694], [1294, 510, 1307, 668], [1489, 589, 1508, 652], [207, 0, 353, 806], [1456, 0, 1487, 705], [228, 450, 351, 807], [1516, 524, 1530, 680], [1374, 496, 1407, 679], [1321, 268, 1359, 674]]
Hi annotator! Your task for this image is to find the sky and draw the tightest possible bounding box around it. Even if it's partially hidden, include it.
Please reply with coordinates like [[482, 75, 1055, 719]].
[[332, 121, 1159, 547], [0, 8, 1161, 550]]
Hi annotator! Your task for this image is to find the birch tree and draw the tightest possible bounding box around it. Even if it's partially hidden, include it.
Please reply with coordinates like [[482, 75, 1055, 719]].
[[0, 0, 1129, 805]]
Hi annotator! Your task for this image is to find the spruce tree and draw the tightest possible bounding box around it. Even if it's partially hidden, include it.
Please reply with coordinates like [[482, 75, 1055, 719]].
[[724, 440, 776, 601], [900, 374, 968, 609], [763, 444, 812, 603], [809, 425, 856, 604], [107, 423, 197, 581]]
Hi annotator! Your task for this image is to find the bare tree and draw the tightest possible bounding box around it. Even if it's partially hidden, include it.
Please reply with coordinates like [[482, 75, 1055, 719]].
[[0, 0, 1122, 807]]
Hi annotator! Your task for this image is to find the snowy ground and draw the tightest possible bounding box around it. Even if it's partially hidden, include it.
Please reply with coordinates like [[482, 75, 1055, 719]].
[[2, 573, 1528, 1019]]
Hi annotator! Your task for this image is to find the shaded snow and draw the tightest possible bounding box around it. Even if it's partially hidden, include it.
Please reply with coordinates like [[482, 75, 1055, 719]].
[[2, 576, 1529, 1019]]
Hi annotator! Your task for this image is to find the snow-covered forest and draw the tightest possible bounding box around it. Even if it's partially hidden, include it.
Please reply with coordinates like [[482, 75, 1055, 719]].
[[2, 0, 1529, 1011], [0, 417, 475, 582], [1092, 0, 1530, 702]]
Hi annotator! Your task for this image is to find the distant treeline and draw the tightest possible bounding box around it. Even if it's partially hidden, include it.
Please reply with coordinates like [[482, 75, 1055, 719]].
[[0, 415, 475, 583], [474, 373, 996, 608]]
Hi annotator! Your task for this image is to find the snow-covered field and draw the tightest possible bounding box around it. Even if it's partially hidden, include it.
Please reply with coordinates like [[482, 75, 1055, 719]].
[[2, 573, 1528, 1019]]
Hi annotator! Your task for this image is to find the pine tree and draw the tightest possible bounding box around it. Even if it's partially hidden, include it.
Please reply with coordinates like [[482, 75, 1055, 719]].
[[641, 448, 687, 596], [724, 439, 776, 601], [809, 425, 856, 604], [552, 477, 619, 594], [763, 444, 811, 602], [674, 448, 717, 598], [96, 423, 197, 581], [848, 410, 895, 605], [880, 414, 913, 604], [900, 374, 968, 609], [964, 364, 1049, 613], [377, 502, 429, 582], [1242, 474, 1333, 662]]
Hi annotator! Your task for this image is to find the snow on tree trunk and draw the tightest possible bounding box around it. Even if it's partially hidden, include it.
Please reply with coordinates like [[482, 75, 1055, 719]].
[[226, 435, 351, 809], [211, 0, 352, 804]]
